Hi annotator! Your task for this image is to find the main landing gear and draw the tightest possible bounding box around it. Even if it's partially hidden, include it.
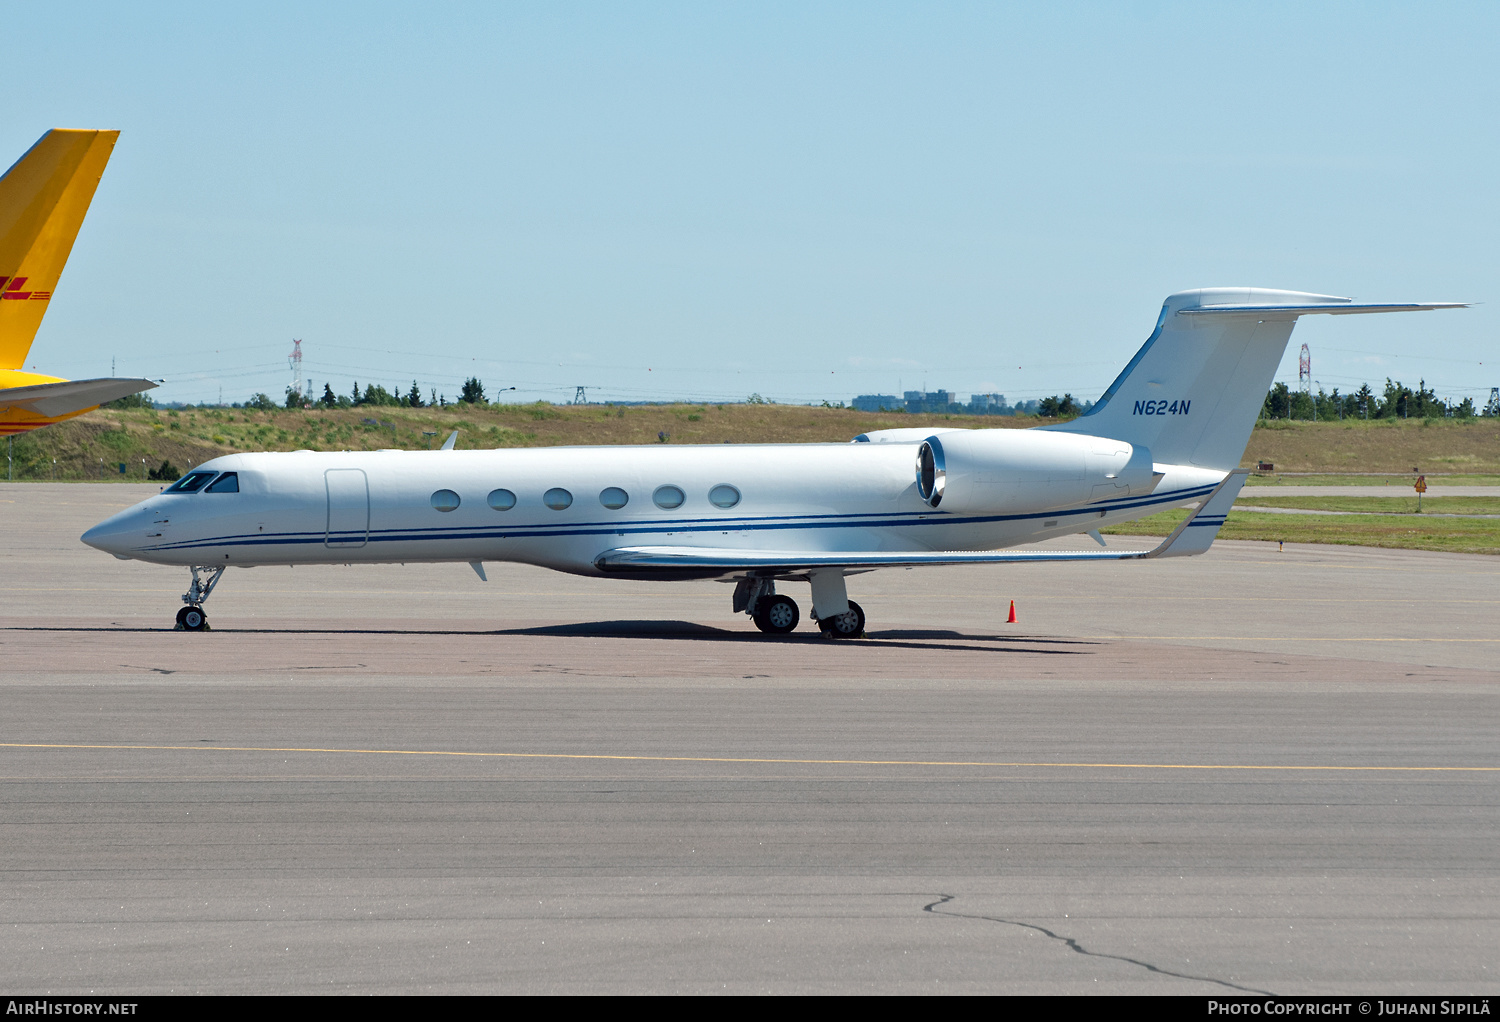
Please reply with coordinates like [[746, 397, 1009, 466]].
[[733, 573, 867, 639], [175, 565, 224, 631]]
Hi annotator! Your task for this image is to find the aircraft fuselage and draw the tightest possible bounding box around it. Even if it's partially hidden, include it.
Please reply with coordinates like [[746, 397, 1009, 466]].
[[82, 442, 1221, 579]]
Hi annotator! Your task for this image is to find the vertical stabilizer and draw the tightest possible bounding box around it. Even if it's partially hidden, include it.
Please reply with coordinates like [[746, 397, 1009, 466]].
[[1044, 288, 1466, 471], [0, 129, 119, 370]]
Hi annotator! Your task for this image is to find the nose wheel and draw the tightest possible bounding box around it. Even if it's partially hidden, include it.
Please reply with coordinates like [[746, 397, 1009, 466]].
[[174, 565, 224, 631], [175, 605, 209, 631]]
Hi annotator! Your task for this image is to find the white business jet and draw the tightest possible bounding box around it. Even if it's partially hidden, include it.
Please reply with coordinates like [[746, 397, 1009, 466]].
[[82, 288, 1463, 634]]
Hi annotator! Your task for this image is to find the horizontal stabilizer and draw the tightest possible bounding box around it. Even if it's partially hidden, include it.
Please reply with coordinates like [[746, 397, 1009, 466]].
[[1181, 301, 1469, 317], [0, 376, 156, 417], [595, 472, 1247, 575]]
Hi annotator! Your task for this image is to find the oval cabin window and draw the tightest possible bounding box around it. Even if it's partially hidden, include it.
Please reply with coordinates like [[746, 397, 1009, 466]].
[[599, 487, 629, 509], [430, 489, 461, 512], [708, 484, 740, 509], [544, 487, 573, 510], [487, 488, 516, 511], [652, 485, 685, 510]]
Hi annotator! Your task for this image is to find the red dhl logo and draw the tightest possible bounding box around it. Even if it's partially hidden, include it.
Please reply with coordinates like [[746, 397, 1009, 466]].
[[0, 276, 51, 301]]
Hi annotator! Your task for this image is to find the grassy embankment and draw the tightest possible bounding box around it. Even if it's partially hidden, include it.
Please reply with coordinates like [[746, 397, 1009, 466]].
[[1100, 418, 1500, 553], [0, 402, 1035, 481], [5, 403, 1498, 481]]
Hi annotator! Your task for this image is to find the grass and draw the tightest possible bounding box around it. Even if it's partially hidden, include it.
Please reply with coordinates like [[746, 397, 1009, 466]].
[[5, 403, 1500, 494], [1242, 417, 1500, 475], [1243, 473, 1500, 486], [1103, 508, 1500, 555], [0, 402, 1039, 481], [1237, 496, 1500, 515]]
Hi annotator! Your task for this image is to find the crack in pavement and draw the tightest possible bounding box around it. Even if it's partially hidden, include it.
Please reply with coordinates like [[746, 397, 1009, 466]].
[[922, 893, 1274, 995]]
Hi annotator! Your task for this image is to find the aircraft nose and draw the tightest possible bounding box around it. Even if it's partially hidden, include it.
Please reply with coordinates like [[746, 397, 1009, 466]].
[[81, 509, 144, 558]]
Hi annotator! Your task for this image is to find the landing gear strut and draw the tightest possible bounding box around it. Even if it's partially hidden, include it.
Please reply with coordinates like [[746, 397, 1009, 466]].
[[176, 565, 224, 631], [733, 574, 866, 637]]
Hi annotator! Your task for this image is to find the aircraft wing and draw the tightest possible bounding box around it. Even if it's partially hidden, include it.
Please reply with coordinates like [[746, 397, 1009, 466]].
[[0, 377, 157, 417], [596, 471, 1249, 574]]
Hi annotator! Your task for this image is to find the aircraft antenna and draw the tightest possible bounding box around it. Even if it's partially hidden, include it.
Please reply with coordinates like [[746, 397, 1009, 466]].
[[1298, 343, 1311, 394], [573, 385, 587, 405], [288, 339, 303, 398]]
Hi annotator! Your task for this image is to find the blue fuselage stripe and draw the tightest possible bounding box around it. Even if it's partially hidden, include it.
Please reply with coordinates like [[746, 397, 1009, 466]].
[[143, 485, 1218, 555]]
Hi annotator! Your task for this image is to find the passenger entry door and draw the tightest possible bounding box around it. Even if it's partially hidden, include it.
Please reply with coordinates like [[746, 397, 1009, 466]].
[[325, 468, 369, 547]]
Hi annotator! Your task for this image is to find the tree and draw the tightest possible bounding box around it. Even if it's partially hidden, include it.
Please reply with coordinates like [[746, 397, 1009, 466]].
[[1038, 394, 1079, 418], [321, 383, 337, 407], [246, 392, 278, 411], [106, 392, 154, 409], [361, 384, 396, 406], [352, 381, 362, 405], [406, 381, 425, 408], [284, 387, 311, 409], [1263, 383, 1291, 419], [461, 377, 486, 404]]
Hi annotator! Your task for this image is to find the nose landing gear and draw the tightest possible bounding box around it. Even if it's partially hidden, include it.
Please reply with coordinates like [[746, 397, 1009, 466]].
[[175, 565, 224, 631]]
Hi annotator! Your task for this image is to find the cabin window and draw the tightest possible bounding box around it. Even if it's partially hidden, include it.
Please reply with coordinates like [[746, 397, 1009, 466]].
[[165, 471, 216, 494], [599, 487, 629, 510], [708, 484, 740, 509], [487, 488, 516, 511], [205, 472, 239, 493], [430, 489, 461, 512], [544, 487, 573, 510], [652, 485, 685, 510]]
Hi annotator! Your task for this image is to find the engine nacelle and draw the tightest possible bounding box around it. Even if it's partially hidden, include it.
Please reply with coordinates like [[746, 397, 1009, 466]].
[[915, 429, 1156, 513]]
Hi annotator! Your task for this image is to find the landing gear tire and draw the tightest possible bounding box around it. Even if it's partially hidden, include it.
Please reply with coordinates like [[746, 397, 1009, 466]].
[[752, 595, 800, 634], [818, 600, 865, 639], [176, 605, 208, 631]]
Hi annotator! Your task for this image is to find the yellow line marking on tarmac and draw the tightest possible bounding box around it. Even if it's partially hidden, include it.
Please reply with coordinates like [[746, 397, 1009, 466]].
[[0, 742, 1495, 772]]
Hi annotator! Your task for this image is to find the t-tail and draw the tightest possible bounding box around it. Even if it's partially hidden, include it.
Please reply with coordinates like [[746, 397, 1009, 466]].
[[0, 129, 156, 435], [1043, 288, 1467, 472]]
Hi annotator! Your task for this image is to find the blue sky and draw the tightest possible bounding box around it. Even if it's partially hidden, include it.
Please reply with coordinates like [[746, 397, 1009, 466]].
[[10, 2, 1497, 407]]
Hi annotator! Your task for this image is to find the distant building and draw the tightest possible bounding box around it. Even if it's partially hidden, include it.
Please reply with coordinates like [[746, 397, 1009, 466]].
[[851, 390, 1036, 416], [904, 389, 952, 414]]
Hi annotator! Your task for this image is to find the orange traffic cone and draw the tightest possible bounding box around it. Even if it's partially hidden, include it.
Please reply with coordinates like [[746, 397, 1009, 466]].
[[1006, 600, 1017, 623]]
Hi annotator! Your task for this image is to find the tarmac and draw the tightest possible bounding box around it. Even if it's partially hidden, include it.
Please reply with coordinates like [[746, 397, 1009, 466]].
[[2, 483, 1497, 994]]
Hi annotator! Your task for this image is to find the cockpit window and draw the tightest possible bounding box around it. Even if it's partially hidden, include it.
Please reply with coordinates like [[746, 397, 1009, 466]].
[[205, 472, 239, 493], [165, 471, 217, 493]]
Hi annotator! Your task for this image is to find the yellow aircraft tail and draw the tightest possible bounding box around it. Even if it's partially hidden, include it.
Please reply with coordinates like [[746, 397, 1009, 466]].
[[0, 129, 118, 371]]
